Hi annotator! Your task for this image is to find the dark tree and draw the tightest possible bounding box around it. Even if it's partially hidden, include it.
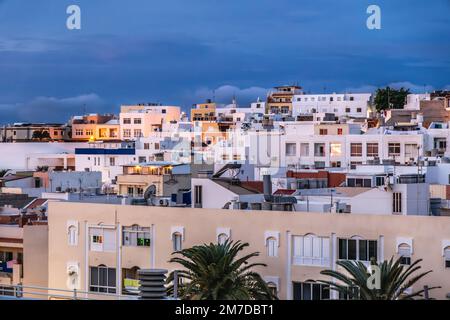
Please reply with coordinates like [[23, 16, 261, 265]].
[[374, 87, 410, 112], [167, 240, 277, 300]]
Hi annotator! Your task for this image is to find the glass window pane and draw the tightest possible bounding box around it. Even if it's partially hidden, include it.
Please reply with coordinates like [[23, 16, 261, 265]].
[[302, 283, 311, 300], [321, 285, 330, 300], [293, 283, 302, 300], [359, 240, 368, 261], [99, 267, 107, 286], [339, 239, 347, 259], [90, 267, 98, 286], [369, 240, 377, 260], [348, 239, 357, 260], [108, 268, 116, 287], [312, 283, 321, 300]]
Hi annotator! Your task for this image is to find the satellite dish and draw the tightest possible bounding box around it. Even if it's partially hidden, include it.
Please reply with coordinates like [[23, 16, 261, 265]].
[[143, 185, 157, 200]]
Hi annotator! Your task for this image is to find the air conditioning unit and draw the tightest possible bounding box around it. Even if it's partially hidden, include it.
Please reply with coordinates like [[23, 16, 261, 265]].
[[159, 198, 169, 207]]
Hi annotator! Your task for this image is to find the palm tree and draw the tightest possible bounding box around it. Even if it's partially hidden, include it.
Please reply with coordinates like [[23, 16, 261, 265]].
[[317, 256, 440, 300], [167, 240, 277, 300]]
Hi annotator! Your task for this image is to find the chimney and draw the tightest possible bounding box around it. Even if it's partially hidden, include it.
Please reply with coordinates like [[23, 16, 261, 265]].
[[263, 174, 272, 201]]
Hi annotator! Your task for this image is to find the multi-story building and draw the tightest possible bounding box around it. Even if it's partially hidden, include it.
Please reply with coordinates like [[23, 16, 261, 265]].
[[0, 123, 69, 142], [191, 100, 217, 122], [71, 114, 120, 142], [120, 104, 181, 140], [45, 201, 450, 300], [116, 162, 191, 198], [74, 142, 137, 184], [266, 85, 302, 115], [292, 93, 372, 118]]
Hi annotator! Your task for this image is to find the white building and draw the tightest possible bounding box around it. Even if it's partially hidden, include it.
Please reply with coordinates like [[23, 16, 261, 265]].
[[119, 104, 181, 140], [74, 142, 137, 184], [292, 93, 372, 118]]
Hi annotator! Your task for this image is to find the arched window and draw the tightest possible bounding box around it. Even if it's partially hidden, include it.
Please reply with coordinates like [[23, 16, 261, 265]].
[[266, 237, 277, 257], [172, 232, 182, 251], [123, 225, 151, 247], [68, 225, 77, 246], [293, 233, 330, 266], [267, 282, 278, 297], [444, 246, 450, 268], [218, 233, 228, 245], [398, 243, 412, 265]]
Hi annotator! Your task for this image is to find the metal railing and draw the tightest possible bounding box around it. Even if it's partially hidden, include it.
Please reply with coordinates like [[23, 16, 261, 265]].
[[0, 284, 139, 300]]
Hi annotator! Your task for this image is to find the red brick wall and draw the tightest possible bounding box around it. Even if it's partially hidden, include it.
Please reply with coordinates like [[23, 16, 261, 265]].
[[286, 170, 346, 187]]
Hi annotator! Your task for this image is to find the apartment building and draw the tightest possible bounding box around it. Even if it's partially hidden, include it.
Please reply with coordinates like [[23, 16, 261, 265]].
[[45, 201, 450, 300], [280, 131, 424, 169], [74, 142, 137, 184], [191, 100, 217, 121], [0, 123, 69, 142], [266, 85, 302, 115], [71, 114, 120, 142], [120, 104, 181, 140], [292, 93, 372, 118], [115, 162, 190, 198]]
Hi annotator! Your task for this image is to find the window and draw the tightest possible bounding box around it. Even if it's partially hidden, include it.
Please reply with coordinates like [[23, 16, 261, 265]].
[[194, 185, 202, 208], [319, 129, 328, 135], [267, 282, 278, 297], [293, 234, 330, 266], [109, 157, 116, 166], [314, 143, 325, 157], [218, 233, 228, 245], [144, 143, 150, 150], [388, 143, 401, 157], [405, 144, 418, 159], [75, 129, 83, 136], [123, 225, 151, 247], [375, 176, 385, 186], [89, 227, 116, 252], [337, 128, 343, 135], [330, 143, 342, 157], [356, 108, 362, 113], [300, 143, 310, 157], [293, 282, 330, 300], [444, 247, 450, 268], [345, 107, 350, 113], [347, 178, 371, 188], [338, 238, 377, 262], [138, 156, 146, 163], [85, 129, 93, 136], [133, 118, 142, 124], [172, 232, 182, 251], [133, 129, 142, 138], [285, 143, 296, 156], [0, 251, 13, 263], [350, 143, 362, 157], [123, 129, 131, 138], [393, 192, 402, 213], [314, 161, 325, 169], [266, 237, 278, 257], [123, 118, 131, 124], [90, 266, 116, 293], [398, 243, 412, 265], [367, 143, 379, 157], [68, 225, 77, 246], [339, 286, 360, 300]]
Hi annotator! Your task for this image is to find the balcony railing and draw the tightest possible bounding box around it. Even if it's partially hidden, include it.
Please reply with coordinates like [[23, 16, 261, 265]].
[[0, 284, 139, 300]]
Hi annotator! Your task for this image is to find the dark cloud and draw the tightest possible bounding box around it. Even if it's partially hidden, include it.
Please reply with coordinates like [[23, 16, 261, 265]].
[[0, 0, 448, 122], [0, 94, 109, 123]]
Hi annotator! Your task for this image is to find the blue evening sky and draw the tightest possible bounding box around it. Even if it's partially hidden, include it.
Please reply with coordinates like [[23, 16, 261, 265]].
[[0, 0, 449, 122]]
